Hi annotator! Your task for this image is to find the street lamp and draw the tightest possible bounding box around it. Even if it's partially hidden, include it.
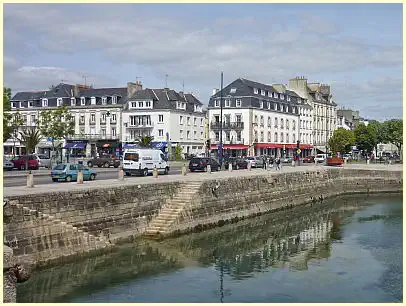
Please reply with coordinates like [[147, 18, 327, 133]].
[[219, 72, 224, 167]]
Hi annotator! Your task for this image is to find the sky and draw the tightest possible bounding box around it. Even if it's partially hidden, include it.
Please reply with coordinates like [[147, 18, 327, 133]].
[[3, 3, 403, 121]]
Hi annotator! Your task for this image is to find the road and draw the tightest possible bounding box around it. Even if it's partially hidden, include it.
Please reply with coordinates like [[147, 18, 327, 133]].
[[3, 166, 183, 187]]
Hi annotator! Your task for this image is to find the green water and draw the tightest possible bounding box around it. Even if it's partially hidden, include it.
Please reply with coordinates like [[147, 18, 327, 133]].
[[17, 194, 403, 303]]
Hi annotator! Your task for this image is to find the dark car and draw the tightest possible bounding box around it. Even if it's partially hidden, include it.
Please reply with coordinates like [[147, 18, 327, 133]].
[[302, 156, 315, 163], [224, 157, 248, 170], [11, 155, 40, 170], [189, 157, 221, 172], [87, 154, 120, 168]]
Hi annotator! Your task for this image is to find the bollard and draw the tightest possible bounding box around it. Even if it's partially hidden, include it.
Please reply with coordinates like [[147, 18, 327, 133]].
[[367, 159, 370, 165], [344, 158, 347, 164], [77, 170, 84, 184], [118, 168, 124, 180], [291, 160, 295, 167], [228, 163, 233, 172], [181, 164, 187, 176], [247, 162, 252, 171], [26, 171, 34, 188], [207, 164, 211, 173], [153, 166, 158, 178]]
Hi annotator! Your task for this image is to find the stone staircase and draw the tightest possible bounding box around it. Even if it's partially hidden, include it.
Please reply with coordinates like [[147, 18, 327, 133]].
[[144, 182, 202, 239], [4, 203, 110, 265]]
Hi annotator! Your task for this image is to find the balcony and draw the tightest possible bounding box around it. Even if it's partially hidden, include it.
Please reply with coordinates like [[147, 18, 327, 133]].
[[126, 121, 153, 129], [210, 121, 244, 130], [66, 134, 120, 141]]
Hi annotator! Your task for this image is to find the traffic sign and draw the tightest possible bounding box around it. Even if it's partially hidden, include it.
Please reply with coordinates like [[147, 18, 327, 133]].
[[297, 149, 301, 154]]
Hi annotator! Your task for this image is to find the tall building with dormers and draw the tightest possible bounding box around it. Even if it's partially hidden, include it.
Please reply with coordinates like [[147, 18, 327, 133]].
[[207, 78, 313, 158]]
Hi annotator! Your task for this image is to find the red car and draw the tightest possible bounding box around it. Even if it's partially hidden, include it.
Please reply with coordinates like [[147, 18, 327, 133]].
[[11, 155, 40, 170], [302, 156, 315, 163]]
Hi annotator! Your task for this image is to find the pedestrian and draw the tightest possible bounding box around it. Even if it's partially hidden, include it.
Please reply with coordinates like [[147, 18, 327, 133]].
[[263, 156, 267, 170], [276, 157, 281, 171], [269, 158, 274, 170]]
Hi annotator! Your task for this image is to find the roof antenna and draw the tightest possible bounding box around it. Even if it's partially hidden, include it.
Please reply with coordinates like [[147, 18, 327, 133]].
[[136, 76, 142, 83], [83, 75, 87, 87], [182, 80, 185, 92], [165, 74, 169, 88]]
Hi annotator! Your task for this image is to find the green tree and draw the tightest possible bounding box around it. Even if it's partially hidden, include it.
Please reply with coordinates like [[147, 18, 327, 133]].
[[354, 123, 375, 154], [367, 120, 386, 155], [137, 135, 154, 147], [37, 105, 75, 165], [174, 144, 183, 161], [3, 87, 25, 154], [18, 128, 42, 169], [328, 128, 355, 155], [384, 119, 403, 159]]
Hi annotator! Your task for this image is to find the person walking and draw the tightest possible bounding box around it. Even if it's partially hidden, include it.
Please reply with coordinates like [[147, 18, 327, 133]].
[[263, 156, 267, 170], [276, 157, 281, 171], [269, 157, 274, 170]]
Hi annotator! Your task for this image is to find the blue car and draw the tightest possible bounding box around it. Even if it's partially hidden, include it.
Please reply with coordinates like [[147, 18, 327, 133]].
[[51, 163, 97, 182]]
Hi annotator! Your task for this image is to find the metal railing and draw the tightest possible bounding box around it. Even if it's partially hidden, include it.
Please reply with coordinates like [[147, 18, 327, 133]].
[[66, 134, 120, 140], [210, 121, 244, 130]]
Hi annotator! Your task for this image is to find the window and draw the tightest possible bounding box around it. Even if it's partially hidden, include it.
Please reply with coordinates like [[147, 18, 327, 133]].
[[215, 100, 220, 107], [236, 99, 242, 107], [254, 88, 259, 94], [260, 131, 264, 142], [138, 101, 144, 108], [260, 101, 263, 108], [80, 97, 85, 106], [261, 89, 265, 96], [268, 116, 271, 126], [187, 131, 190, 139], [187, 117, 191, 125], [194, 131, 197, 139], [112, 127, 116, 137], [286, 119, 289, 130], [293, 134, 296, 142], [274, 117, 278, 128], [293, 121, 296, 130], [280, 119, 284, 129], [158, 115, 164, 123], [200, 118, 203, 126], [22, 115, 27, 125], [57, 98, 63, 106], [28, 101, 34, 108], [236, 131, 242, 142], [292, 107, 296, 114], [268, 92, 272, 97], [42, 99, 48, 107], [281, 133, 284, 143], [180, 116, 184, 125], [80, 115, 85, 124], [11, 102, 16, 108], [267, 102, 270, 109], [274, 103, 277, 111], [287, 96, 291, 102], [230, 88, 236, 94], [260, 115, 264, 126], [226, 131, 230, 142], [91, 97, 96, 105], [158, 129, 164, 137], [91, 113, 96, 123], [194, 118, 197, 126], [273, 92, 278, 98], [280, 94, 284, 100], [297, 98, 301, 104], [201, 131, 204, 139], [101, 129, 106, 136], [215, 132, 220, 141], [146, 101, 151, 108], [225, 99, 230, 107], [286, 133, 289, 143], [31, 114, 36, 124], [101, 113, 106, 122], [274, 133, 278, 142], [111, 114, 116, 122], [254, 115, 258, 124], [180, 130, 184, 139], [71, 98, 76, 106], [102, 96, 107, 105], [112, 96, 117, 104]]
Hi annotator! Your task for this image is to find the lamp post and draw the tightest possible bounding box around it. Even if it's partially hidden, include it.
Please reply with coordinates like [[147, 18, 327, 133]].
[[219, 72, 224, 167]]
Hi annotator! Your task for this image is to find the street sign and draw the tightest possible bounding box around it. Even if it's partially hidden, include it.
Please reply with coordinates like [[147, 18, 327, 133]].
[[297, 149, 301, 154]]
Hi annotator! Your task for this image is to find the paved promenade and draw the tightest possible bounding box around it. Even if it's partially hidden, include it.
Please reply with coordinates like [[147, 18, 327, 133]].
[[3, 163, 402, 197]]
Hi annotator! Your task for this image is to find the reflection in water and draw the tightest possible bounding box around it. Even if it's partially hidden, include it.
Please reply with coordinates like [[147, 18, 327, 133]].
[[17, 194, 402, 303]]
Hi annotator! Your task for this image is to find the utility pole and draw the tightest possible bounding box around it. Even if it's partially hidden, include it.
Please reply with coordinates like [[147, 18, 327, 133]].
[[219, 72, 224, 167]]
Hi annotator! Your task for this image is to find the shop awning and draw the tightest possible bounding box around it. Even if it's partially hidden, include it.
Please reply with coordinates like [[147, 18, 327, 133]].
[[300, 144, 313, 149], [103, 144, 110, 148], [64, 142, 87, 149], [255, 143, 283, 149], [210, 144, 248, 150], [122, 143, 140, 150], [151, 142, 167, 149]]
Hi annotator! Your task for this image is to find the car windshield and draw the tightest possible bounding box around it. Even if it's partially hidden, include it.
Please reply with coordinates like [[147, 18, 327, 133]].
[[247, 157, 255, 160], [54, 164, 66, 170], [124, 153, 139, 161], [191, 158, 203, 163]]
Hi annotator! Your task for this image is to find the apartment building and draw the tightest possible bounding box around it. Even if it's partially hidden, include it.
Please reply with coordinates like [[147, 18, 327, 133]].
[[208, 78, 313, 157], [288, 77, 337, 154], [121, 87, 206, 156]]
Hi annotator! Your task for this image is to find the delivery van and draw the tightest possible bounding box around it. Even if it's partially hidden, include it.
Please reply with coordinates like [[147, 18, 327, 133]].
[[122, 148, 169, 176]]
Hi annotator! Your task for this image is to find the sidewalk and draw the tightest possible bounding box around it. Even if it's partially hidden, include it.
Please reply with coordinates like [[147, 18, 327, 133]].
[[4, 163, 402, 197]]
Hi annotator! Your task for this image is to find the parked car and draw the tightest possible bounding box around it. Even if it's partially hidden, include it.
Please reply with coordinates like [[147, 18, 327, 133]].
[[314, 154, 327, 163], [11, 155, 40, 170], [36, 154, 51, 168], [51, 163, 97, 182], [246, 156, 264, 168], [224, 157, 248, 170], [189, 157, 221, 172], [302, 156, 315, 163], [3, 158, 14, 171], [87, 154, 120, 168], [282, 156, 293, 163]]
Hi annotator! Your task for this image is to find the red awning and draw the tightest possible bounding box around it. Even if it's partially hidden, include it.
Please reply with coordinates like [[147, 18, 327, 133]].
[[255, 143, 282, 149], [300, 144, 313, 149], [210, 144, 248, 150]]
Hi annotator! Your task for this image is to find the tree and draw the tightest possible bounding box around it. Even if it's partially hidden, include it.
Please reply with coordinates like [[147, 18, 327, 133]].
[[328, 128, 355, 155], [367, 120, 386, 156], [174, 144, 183, 161], [137, 135, 154, 147], [18, 128, 42, 169], [354, 123, 375, 154], [384, 119, 403, 159], [3, 87, 24, 154], [37, 105, 75, 165]]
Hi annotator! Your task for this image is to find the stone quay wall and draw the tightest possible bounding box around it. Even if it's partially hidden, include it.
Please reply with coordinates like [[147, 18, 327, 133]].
[[4, 168, 402, 269]]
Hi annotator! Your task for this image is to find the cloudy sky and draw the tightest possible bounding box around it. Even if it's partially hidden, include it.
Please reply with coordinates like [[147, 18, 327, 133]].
[[4, 3, 402, 121]]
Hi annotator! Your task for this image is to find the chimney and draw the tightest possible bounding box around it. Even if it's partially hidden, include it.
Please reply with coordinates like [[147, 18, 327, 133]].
[[73, 85, 80, 97], [127, 81, 143, 97], [212, 88, 219, 95]]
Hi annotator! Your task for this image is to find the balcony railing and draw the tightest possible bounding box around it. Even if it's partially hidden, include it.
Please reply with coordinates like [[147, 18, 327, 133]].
[[66, 134, 120, 140], [210, 121, 244, 130], [126, 121, 153, 129]]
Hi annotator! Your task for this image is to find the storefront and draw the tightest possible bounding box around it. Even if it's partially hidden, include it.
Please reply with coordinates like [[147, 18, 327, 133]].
[[210, 144, 248, 158], [63, 140, 88, 158], [97, 140, 121, 157], [151, 141, 168, 152]]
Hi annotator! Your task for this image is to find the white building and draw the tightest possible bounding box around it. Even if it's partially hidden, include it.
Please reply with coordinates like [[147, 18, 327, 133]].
[[288, 77, 338, 154], [208, 78, 313, 157], [121, 86, 206, 156]]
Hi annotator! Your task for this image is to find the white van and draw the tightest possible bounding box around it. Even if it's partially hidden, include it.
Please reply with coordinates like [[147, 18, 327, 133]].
[[122, 149, 169, 176], [314, 154, 327, 163]]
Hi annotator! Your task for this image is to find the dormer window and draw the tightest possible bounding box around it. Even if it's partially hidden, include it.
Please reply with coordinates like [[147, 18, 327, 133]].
[[57, 98, 63, 106], [215, 100, 220, 107], [230, 88, 236, 94], [273, 92, 278, 99], [236, 99, 242, 107], [280, 94, 284, 100], [261, 90, 265, 96], [28, 101, 33, 108], [102, 96, 107, 105], [71, 98, 76, 106], [287, 96, 291, 102], [80, 97, 86, 106], [112, 96, 117, 104], [42, 98, 48, 107], [139, 101, 144, 108], [297, 98, 301, 103], [253, 88, 259, 94], [268, 92, 272, 97], [11, 102, 16, 108], [91, 97, 96, 105], [225, 99, 230, 107], [260, 101, 263, 108]]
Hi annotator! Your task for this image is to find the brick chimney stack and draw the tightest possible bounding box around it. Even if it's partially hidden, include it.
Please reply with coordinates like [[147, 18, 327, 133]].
[[127, 81, 143, 97]]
